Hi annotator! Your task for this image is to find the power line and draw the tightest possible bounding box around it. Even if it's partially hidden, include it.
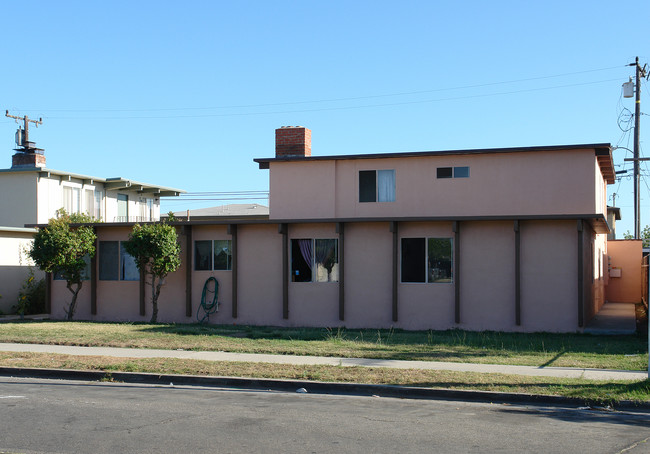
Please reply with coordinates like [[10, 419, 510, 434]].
[[20, 65, 625, 114], [40, 78, 622, 120]]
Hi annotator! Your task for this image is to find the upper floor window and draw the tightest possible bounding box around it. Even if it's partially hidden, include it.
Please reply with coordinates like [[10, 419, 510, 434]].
[[62, 186, 81, 214], [117, 194, 128, 222], [195, 240, 232, 271], [291, 238, 338, 282], [437, 166, 469, 179], [359, 169, 395, 202], [401, 237, 453, 283]]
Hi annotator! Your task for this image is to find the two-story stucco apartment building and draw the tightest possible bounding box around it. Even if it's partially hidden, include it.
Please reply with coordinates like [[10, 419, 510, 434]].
[[0, 142, 184, 313], [47, 127, 617, 332]]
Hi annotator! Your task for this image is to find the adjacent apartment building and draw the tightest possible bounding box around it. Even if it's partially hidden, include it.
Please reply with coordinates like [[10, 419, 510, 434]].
[[0, 137, 184, 313], [47, 127, 617, 333]]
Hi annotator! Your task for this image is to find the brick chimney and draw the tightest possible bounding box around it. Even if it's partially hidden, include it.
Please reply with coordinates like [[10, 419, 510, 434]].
[[275, 126, 311, 158], [12, 151, 46, 168]]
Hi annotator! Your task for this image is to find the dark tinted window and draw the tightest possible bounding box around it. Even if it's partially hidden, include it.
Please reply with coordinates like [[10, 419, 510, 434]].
[[359, 170, 377, 202], [401, 238, 426, 283]]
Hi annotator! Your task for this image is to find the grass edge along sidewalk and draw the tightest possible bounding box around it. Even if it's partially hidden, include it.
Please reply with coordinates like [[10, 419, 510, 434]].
[[0, 351, 649, 409], [0, 321, 647, 371]]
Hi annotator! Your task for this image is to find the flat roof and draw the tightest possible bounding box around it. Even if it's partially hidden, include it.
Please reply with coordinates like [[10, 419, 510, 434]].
[[255, 143, 615, 184], [0, 167, 185, 196]]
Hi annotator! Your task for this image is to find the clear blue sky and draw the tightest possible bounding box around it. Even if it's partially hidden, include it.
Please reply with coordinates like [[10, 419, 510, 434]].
[[1, 1, 648, 235]]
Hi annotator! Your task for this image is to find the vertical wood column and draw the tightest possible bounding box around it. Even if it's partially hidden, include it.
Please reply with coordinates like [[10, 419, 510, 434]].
[[336, 222, 345, 321], [139, 268, 145, 316], [453, 221, 461, 324], [45, 272, 52, 314], [280, 223, 289, 319], [514, 220, 521, 326], [577, 220, 584, 328], [91, 236, 98, 315], [228, 224, 238, 318], [390, 221, 398, 322], [185, 225, 192, 317]]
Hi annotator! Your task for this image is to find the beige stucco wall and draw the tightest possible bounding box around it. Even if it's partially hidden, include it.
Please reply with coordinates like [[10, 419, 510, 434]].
[[268, 149, 600, 220], [606, 240, 642, 304], [49, 219, 590, 332], [520, 220, 578, 332], [0, 228, 43, 314], [0, 173, 37, 227]]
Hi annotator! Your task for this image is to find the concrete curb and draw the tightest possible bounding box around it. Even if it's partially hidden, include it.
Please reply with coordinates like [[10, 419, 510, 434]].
[[1, 366, 648, 413]]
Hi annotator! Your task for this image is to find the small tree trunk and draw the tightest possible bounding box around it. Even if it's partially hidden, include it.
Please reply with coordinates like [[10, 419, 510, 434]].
[[150, 274, 158, 323], [149, 274, 165, 324], [65, 281, 82, 321]]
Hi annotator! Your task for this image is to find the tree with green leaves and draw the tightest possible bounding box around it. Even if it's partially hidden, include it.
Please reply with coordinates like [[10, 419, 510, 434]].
[[623, 225, 650, 247], [124, 223, 181, 323], [30, 209, 96, 320]]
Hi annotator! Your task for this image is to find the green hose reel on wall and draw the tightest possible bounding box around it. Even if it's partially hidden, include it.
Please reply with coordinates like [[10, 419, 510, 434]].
[[197, 276, 219, 323]]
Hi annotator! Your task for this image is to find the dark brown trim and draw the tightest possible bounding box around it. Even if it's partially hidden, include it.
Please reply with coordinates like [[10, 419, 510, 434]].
[[139, 268, 145, 317], [453, 221, 460, 324], [280, 223, 289, 319], [45, 272, 52, 314], [185, 225, 192, 317], [577, 220, 584, 328], [514, 220, 521, 326], [336, 222, 345, 321], [255, 143, 611, 166], [91, 237, 97, 315], [37, 213, 611, 234], [390, 221, 398, 322], [228, 224, 238, 318]]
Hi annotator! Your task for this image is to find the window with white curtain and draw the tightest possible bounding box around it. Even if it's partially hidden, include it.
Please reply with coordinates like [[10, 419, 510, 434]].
[[359, 169, 395, 203], [84, 189, 94, 217], [62, 186, 81, 214]]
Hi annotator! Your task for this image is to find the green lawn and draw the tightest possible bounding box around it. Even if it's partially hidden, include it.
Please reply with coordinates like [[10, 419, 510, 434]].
[[0, 321, 647, 370]]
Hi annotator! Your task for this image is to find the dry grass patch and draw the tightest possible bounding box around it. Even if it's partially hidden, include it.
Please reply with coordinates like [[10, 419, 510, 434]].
[[0, 351, 648, 405]]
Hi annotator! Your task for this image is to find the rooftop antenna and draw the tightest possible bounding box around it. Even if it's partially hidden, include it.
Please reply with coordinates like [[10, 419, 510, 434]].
[[5, 110, 44, 153]]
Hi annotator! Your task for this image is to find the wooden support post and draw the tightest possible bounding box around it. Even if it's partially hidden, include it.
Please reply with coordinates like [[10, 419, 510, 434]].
[[390, 221, 398, 322], [185, 225, 192, 317], [280, 223, 289, 319], [228, 224, 238, 318], [514, 220, 521, 326], [453, 221, 460, 324], [577, 220, 584, 328], [336, 222, 345, 321], [91, 237, 97, 315], [139, 268, 146, 317]]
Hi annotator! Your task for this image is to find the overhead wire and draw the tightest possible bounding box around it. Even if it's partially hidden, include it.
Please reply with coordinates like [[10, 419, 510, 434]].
[[20, 65, 626, 115], [40, 78, 623, 120]]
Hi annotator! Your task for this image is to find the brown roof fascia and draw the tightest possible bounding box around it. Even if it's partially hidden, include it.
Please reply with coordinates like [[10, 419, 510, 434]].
[[255, 142, 613, 169], [31, 213, 608, 234]]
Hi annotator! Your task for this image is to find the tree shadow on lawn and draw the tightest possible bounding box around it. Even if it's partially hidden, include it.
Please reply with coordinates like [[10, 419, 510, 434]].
[[135, 324, 647, 360]]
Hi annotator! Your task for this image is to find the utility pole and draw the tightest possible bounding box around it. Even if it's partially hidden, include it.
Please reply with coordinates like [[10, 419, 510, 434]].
[[627, 58, 648, 238], [5, 110, 43, 151]]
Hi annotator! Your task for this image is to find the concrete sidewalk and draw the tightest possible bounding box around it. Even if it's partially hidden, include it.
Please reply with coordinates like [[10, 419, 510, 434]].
[[0, 343, 647, 381]]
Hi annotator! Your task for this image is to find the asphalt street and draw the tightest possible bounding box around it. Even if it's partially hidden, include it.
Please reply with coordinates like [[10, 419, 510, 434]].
[[0, 377, 649, 454]]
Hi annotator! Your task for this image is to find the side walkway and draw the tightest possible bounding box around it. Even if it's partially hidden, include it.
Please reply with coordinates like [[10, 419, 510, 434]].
[[0, 343, 646, 381]]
